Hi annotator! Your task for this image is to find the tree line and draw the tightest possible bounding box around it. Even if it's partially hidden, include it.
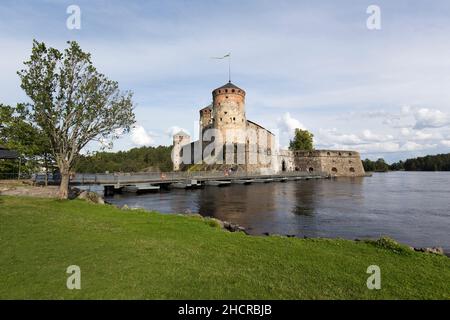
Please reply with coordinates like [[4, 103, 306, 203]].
[[362, 153, 450, 172], [75, 146, 172, 173]]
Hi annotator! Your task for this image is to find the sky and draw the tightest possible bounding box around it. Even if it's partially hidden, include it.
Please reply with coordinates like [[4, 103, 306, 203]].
[[1, 0, 450, 162]]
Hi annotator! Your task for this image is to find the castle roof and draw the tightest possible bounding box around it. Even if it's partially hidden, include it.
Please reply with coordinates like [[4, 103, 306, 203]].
[[173, 130, 190, 137], [214, 81, 244, 92], [200, 104, 212, 111]]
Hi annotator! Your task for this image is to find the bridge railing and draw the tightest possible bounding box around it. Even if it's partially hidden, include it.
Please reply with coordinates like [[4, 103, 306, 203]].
[[65, 170, 328, 185]]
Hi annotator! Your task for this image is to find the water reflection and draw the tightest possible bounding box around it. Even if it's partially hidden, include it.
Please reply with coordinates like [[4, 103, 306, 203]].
[[106, 172, 450, 251]]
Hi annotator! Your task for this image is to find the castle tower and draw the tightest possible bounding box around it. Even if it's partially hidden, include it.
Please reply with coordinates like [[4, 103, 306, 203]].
[[172, 131, 191, 171], [212, 82, 247, 144], [199, 104, 213, 139]]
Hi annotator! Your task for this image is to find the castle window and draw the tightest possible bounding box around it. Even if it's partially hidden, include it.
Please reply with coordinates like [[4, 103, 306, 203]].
[[220, 118, 222, 122], [225, 89, 228, 93], [233, 117, 235, 121], [327, 152, 331, 156], [226, 96, 229, 99], [224, 111, 227, 114], [348, 152, 352, 156], [332, 167, 338, 173], [350, 167, 355, 173], [308, 167, 314, 172], [338, 152, 342, 156], [232, 89, 235, 92]]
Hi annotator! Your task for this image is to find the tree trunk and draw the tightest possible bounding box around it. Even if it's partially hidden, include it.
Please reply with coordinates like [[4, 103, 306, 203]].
[[44, 153, 48, 187], [59, 172, 70, 199], [58, 160, 71, 200]]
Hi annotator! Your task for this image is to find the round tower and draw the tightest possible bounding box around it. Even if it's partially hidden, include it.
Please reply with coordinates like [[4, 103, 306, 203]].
[[199, 104, 213, 139], [172, 131, 191, 171], [212, 82, 247, 144]]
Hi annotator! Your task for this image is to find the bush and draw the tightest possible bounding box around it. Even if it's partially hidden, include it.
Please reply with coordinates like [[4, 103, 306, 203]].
[[365, 236, 412, 255]]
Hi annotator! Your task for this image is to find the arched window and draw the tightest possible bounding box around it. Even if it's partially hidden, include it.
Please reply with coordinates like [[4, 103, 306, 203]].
[[309, 167, 314, 172], [332, 167, 338, 173]]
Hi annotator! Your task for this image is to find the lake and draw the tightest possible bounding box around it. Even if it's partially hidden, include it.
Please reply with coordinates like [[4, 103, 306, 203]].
[[105, 172, 450, 252]]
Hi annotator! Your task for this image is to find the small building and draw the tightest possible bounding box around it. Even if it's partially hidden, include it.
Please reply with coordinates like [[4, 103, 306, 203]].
[[0, 145, 19, 160]]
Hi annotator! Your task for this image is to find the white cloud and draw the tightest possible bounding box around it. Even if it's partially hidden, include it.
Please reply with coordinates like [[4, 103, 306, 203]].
[[361, 129, 394, 142], [166, 126, 190, 138], [130, 125, 154, 146], [440, 140, 450, 147], [413, 108, 450, 129], [277, 112, 305, 135]]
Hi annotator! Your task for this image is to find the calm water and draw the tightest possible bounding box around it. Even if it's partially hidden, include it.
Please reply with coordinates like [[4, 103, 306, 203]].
[[105, 172, 450, 252]]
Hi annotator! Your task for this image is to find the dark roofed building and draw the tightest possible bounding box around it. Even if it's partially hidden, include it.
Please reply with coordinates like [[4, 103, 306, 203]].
[[0, 145, 19, 160]]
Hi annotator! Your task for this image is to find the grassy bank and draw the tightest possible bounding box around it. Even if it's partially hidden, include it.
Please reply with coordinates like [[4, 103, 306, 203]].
[[0, 196, 449, 299]]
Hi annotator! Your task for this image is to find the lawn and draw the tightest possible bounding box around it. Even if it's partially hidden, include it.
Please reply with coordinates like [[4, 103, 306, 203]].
[[0, 196, 449, 299]]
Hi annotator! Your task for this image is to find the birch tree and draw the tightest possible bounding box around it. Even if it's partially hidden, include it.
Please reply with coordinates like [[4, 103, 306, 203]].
[[18, 40, 135, 199]]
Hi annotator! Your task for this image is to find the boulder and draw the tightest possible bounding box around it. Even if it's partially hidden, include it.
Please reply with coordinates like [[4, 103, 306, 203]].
[[77, 191, 105, 205]]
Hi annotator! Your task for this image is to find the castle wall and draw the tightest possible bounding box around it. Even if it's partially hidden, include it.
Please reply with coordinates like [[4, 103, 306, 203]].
[[245, 120, 276, 174], [278, 150, 365, 177]]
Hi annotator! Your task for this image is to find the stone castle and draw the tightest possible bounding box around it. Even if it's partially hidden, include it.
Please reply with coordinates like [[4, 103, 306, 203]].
[[172, 82, 365, 177]]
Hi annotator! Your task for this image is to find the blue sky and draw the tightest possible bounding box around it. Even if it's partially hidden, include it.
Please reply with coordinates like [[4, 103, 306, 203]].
[[1, 0, 450, 162]]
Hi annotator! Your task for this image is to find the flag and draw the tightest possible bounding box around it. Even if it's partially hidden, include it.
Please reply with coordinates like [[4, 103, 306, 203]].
[[211, 53, 231, 59]]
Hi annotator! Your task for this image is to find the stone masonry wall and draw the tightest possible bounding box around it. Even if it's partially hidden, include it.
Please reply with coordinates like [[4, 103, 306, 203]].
[[279, 150, 365, 177]]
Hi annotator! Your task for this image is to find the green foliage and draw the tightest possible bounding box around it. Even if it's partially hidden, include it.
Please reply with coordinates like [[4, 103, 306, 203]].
[[289, 128, 314, 151], [365, 237, 413, 255], [17, 40, 135, 197], [1, 196, 449, 299], [74, 146, 172, 173], [362, 158, 389, 172], [391, 153, 450, 171], [0, 104, 53, 175]]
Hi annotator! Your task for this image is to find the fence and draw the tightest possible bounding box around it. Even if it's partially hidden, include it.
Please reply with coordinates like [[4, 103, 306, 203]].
[[0, 173, 32, 180]]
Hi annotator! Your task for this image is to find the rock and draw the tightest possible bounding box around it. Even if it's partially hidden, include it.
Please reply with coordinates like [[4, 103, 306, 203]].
[[237, 226, 247, 233], [185, 213, 202, 218], [121, 204, 130, 210], [414, 247, 444, 255], [210, 218, 224, 229], [69, 187, 82, 199], [77, 191, 105, 205]]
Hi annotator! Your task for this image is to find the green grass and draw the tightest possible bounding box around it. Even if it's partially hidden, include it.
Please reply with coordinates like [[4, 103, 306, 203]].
[[0, 196, 449, 299]]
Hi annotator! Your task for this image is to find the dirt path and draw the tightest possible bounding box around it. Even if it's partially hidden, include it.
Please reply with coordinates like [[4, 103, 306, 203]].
[[0, 180, 59, 198]]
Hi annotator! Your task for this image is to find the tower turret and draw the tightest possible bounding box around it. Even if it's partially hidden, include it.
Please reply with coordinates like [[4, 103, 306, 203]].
[[212, 82, 247, 144], [172, 131, 191, 171]]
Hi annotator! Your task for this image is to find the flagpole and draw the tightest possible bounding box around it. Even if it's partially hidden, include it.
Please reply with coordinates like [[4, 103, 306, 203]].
[[228, 54, 231, 83]]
